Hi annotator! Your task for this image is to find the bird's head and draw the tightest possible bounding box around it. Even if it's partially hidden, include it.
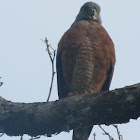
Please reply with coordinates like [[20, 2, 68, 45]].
[[75, 2, 102, 24]]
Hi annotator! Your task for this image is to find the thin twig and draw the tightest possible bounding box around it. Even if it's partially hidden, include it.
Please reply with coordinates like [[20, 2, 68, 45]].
[[93, 133, 96, 140], [0, 82, 3, 86], [99, 125, 114, 140], [0, 77, 3, 87], [120, 135, 123, 140], [41, 38, 56, 102], [113, 125, 123, 140], [20, 136, 23, 140], [40, 38, 55, 51], [0, 133, 4, 137], [29, 136, 41, 140]]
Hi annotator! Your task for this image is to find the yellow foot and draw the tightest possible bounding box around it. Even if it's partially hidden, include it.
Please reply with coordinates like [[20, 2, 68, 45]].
[[85, 91, 88, 94], [91, 90, 94, 93], [84, 90, 94, 94], [68, 92, 74, 96], [68, 92, 79, 96]]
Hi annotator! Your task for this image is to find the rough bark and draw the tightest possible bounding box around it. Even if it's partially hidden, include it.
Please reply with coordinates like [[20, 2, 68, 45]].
[[0, 83, 140, 137]]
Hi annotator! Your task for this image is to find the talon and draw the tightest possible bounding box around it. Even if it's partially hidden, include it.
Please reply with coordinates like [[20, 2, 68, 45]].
[[69, 92, 74, 96], [91, 90, 94, 93], [69, 92, 79, 96], [69, 92, 77, 96]]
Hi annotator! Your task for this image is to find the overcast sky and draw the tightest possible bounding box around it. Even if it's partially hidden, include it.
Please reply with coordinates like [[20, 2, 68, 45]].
[[0, 0, 140, 140]]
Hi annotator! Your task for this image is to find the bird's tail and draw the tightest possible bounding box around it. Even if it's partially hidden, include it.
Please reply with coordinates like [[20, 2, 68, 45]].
[[72, 125, 93, 140]]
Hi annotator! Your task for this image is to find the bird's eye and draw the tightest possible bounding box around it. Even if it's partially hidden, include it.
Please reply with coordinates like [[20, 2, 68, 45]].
[[98, 10, 100, 14]]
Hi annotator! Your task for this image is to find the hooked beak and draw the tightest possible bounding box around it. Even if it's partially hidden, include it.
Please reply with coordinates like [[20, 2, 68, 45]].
[[89, 9, 95, 16], [89, 9, 96, 16], [89, 9, 98, 20]]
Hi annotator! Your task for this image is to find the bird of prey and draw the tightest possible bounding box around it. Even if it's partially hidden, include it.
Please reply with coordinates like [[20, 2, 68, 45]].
[[56, 2, 116, 140]]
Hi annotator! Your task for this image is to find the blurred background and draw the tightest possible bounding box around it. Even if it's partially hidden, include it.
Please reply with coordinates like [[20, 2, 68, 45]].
[[0, 0, 140, 140]]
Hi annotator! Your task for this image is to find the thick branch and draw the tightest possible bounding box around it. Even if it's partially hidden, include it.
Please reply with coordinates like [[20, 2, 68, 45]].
[[0, 83, 140, 136]]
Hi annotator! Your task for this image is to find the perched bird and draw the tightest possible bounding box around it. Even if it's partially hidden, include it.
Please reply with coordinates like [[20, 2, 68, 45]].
[[56, 1, 115, 140]]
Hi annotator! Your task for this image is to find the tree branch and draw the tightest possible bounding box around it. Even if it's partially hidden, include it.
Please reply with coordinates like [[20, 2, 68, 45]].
[[0, 83, 140, 137]]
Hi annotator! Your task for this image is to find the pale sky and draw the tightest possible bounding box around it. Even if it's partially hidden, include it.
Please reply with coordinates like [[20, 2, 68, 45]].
[[0, 0, 140, 140]]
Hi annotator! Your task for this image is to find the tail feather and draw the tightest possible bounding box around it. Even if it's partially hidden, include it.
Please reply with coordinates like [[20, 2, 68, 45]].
[[72, 125, 93, 140]]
